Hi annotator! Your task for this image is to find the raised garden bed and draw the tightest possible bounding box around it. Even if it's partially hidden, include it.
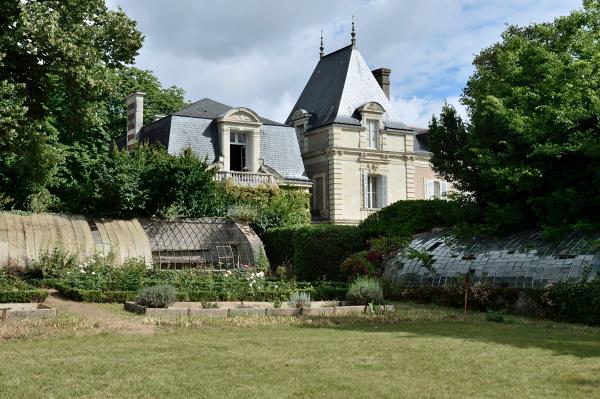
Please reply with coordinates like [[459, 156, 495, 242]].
[[0, 303, 57, 320], [124, 301, 395, 318]]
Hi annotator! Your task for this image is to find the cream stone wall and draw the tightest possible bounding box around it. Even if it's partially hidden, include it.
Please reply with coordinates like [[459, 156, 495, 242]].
[[297, 120, 441, 224]]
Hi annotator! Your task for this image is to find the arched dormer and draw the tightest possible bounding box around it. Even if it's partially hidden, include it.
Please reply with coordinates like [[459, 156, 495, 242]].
[[357, 102, 385, 150], [217, 107, 262, 173], [291, 109, 311, 153], [356, 101, 385, 116], [217, 107, 262, 125]]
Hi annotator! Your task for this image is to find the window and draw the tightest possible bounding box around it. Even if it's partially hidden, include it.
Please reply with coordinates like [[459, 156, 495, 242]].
[[313, 176, 325, 215], [230, 132, 246, 144], [367, 119, 379, 149], [425, 180, 448, 200], [362, 172, 387, 209], [230, 132, 247, 171], [295, 125, 305, 152]]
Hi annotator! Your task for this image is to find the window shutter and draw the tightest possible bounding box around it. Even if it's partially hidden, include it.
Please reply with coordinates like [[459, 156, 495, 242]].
[[362, 171, 368, 208], [381, 175, 388, 207], [426, 180, 434, 200], [440, 181, 448, 198]]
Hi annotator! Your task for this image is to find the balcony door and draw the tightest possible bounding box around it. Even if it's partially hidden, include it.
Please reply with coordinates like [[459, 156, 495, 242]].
[[230, 132, 247, 172]]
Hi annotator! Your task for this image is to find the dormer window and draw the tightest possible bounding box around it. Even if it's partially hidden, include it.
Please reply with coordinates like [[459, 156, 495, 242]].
[[230, 131, 247, 171], [295, 124, 305, 151], [367, 119, 379, 149]]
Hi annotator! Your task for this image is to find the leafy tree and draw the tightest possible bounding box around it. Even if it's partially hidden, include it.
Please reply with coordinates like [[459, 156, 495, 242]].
[[0, 0, 143, 208], [103, 67, 187, 142], [429, 1, 600, 233]]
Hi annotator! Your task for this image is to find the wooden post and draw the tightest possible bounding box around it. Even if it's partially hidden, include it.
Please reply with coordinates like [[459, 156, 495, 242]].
[[463, 273, 469, 322]]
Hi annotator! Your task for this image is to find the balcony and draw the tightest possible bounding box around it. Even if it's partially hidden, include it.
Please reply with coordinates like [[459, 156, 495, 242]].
[[215, 171, 279, 187]]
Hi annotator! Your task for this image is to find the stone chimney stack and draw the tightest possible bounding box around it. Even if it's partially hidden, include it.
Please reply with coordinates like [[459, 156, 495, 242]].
[[372, 68, 391, 99], [125, 91, 146, 150]]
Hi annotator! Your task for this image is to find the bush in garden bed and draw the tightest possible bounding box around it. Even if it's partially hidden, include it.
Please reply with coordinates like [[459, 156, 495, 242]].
[[0, 290, 48, 303], [136, 285, 177, 308]]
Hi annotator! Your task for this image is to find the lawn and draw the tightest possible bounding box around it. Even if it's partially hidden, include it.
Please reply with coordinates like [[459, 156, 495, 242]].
[[0, 303, 599, 398]]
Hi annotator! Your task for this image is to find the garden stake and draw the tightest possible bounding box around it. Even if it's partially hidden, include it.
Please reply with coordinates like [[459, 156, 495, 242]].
[[464, 272, 470, 322]]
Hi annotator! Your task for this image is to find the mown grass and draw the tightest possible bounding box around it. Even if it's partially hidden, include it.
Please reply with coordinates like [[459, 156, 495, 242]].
[[0, 302, 599, 398]]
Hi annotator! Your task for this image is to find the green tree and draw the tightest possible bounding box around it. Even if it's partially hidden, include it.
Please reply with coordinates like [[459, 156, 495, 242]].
[[103, 67, 187, 142], [0, 0, 143, 208], [430, 0, 600, 233]]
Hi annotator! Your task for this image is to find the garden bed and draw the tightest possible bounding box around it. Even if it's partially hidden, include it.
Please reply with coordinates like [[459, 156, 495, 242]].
[[0, 303, 56, 320], [124, 301, 394, 318]]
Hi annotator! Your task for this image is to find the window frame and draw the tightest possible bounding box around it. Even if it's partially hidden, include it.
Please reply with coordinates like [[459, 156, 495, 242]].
[[367, 119, 379, 149]]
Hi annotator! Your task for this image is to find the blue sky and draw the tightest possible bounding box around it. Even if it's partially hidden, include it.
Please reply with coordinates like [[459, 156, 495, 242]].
[[107, 0, 582, 127]]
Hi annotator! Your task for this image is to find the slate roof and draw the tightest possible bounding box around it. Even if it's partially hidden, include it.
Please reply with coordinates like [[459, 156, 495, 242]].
[[130, 100, 309, 183], [286, 45, 411, 132], [176, 98, 284, 126]]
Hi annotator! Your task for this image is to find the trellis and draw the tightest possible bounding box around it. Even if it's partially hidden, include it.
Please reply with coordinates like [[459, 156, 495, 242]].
[[140, 218, 257, 270]]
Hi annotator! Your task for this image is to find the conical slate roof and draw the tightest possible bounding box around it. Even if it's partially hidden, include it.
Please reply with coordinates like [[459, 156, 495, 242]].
[[286, 45, 408, 130]]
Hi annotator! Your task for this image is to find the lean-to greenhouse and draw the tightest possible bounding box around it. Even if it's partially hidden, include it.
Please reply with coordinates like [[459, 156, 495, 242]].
[[383, 230, 600, 288], [0, 213, 263, 270]]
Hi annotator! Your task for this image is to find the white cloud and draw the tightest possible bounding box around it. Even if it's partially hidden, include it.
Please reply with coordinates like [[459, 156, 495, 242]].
[[107, 0, 582, 123], [391, 96, 468, 128]]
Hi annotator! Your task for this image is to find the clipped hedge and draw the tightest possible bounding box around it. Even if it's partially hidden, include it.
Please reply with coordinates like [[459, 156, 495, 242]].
[[0, 290, 49, 303], [55, 284, 136, 303], [358, 199, 480, 238], [54, 281, 348, 303], [262, 225, 368, 281]]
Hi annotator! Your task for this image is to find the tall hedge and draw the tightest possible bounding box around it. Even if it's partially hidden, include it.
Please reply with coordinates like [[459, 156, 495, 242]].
[[262, 225, 368, 281], [358, 199, 481, 238]]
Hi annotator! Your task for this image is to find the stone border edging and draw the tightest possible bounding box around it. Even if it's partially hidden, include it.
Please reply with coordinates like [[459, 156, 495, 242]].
[[124, 302, 394, 318]]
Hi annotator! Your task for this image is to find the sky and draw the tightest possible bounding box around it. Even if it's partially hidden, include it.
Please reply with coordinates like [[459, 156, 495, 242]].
[[106, 0, 582, 127]]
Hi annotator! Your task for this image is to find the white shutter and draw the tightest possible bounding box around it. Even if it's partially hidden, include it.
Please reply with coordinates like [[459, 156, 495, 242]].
[[362, 171, 368, 208], [381, 175, 388, 207], [426, 180, 435, 200], [440, 181, 448, 198]]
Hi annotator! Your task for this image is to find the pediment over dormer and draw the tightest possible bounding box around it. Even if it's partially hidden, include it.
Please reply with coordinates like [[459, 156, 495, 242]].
[[217, 107, 262, 126], [357, 101, 385, 115]]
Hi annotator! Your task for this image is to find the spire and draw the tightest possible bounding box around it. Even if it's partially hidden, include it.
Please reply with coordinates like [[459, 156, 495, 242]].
[[319, 30, 324, 59], [351, 15, 356, 47]]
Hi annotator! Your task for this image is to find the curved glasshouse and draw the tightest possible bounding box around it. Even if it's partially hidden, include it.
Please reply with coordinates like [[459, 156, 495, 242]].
[[0, 213, 263, 270], [382, 230, 600, 288]]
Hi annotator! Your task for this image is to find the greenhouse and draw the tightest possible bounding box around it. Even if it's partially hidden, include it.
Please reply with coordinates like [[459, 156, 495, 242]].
[[0, 213, 263, 270], [382, 230, 600, 288]]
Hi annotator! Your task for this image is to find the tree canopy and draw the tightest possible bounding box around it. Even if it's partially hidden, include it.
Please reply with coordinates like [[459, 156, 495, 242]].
[[429, 0, 600, 234], [0, 0, 186, 210]]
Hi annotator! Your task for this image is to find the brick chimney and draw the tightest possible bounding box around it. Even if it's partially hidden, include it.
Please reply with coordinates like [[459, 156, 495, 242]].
[[372, 68, 391, 99], [125, 91, 146, 150]]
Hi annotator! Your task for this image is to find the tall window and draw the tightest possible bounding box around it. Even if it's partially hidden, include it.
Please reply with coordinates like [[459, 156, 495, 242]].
[[295, 125, 305, 152], [363, 172, 387, 209], [230, 132, 247, 171], [425, 180, 448, 200], [367, 119, 379, 149], [367, 175, 379, 208]]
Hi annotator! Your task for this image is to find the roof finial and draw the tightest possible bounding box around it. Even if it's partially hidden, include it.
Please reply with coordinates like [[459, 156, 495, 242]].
[[351, 15, 356, 47], [319, 29, 324, 59]]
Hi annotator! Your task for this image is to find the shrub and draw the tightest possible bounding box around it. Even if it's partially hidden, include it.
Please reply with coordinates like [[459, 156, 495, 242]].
[[340, 251, 377, 280], [135, 285, 177, 308], [485, 309, 506, 323], [0, 290, 48, 303], [288, 291, 311, 308], [358, 199, 481, 238], [346, 277, 384, 305]]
